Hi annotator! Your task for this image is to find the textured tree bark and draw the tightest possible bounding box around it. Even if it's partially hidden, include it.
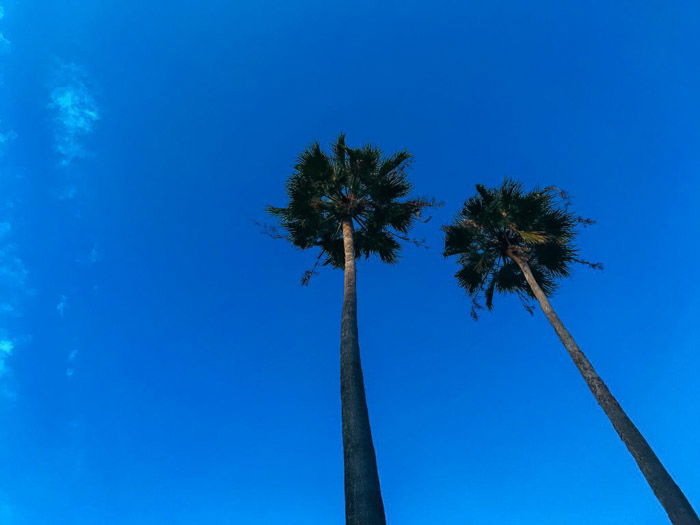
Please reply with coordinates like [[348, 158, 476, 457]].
[[340, 218, 386, 525], [509, 250, 699, 525]]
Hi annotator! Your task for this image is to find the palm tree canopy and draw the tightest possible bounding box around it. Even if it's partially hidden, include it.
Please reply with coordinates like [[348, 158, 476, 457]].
[[443, 179, 597, 315], [268, 134, 433, 270]]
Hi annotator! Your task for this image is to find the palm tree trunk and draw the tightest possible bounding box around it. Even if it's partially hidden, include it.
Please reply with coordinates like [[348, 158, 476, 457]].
[[340, 218, 386, 525], [508, 250, 699, 525]]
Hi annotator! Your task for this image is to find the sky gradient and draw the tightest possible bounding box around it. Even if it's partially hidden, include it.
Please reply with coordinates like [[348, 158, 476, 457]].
[[1, 1, 699, 523]]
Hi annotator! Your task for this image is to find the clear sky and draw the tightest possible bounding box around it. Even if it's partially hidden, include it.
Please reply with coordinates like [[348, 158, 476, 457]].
[[1, 1, 699, 523]]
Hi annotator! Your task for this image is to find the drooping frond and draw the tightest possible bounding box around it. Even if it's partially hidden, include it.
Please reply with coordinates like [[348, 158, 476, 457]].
[[267, 134, 434, 278], [443, 179, 600, 317]]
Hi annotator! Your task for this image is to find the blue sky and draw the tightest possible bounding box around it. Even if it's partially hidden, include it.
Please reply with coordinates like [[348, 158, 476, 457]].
[[1, 1, 699, 523]]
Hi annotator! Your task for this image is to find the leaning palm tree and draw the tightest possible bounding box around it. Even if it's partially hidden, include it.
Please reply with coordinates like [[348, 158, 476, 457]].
[[268, 134, 432, 525], [443, 180, 698, 525]]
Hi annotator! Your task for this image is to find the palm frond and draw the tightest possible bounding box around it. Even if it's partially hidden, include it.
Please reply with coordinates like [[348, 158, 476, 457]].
[[515, 230, 549, 245]]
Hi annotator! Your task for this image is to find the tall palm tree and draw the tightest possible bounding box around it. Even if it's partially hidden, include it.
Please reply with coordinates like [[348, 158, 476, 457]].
[[268, 134, 432, 525], [443, 179, 698, 525]]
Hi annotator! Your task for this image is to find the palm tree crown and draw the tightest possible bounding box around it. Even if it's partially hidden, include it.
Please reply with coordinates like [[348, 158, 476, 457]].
[[269, 134, 433, 272], [443, 179, 596, 315]]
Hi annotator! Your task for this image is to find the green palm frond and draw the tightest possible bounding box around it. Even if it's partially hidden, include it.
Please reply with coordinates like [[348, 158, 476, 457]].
[[443, 179, 600, 317], [515, 230, 549, 245], [268, 134, 433, 278]]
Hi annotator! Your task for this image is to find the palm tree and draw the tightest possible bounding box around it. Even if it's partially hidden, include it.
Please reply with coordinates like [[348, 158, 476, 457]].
[[268, 134, 432, 525], [443, 179, 698, 525]]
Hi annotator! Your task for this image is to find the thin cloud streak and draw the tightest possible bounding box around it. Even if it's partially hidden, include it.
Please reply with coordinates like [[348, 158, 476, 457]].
[[49, 62, 100, 166], [0, 128, 15, 155], [56, 294, 68, 317], [66, 348, 78, 378], [0, 236, 28, 397], [0, 5, 9, 55]]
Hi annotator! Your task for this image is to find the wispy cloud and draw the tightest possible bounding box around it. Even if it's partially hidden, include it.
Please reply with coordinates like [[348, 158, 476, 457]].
[[47, 62, 103, 388], [0, 33, 9, 55], [49, 62, 100, 166], [0, 338, 13, 376], [0, 6, 9, 55], [76, 243, 101, 264], [66, 348, 78, 378], [0, 217, 30, 398], [0, 8, 14, 148], [0, 243, 28, 293], [56, 294, 68, 317], [0, 127, 15, 156], [0, 7, 28, 402], [0, 337, 15, 398]]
